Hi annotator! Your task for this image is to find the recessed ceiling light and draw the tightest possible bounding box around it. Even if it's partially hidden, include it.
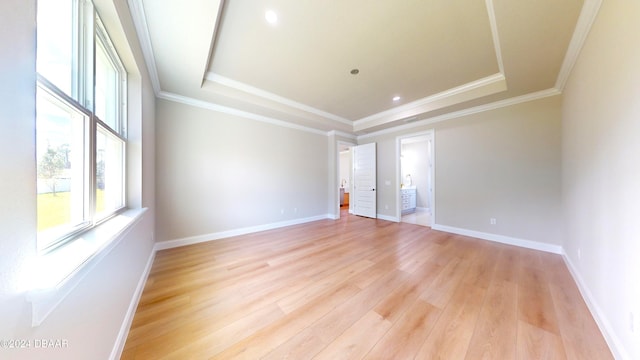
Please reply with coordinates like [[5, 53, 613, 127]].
[[265, 10, 278, 25], [393, 96, 401, 101], [350, 69, 359, 75]]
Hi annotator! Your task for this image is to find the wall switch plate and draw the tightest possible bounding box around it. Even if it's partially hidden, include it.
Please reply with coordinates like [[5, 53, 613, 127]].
[[490, 218, 496, 225]]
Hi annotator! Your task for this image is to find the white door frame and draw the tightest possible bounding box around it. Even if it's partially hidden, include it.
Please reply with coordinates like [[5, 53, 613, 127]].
[[396, 130, 435, 225], [335, 140, 356, 219]]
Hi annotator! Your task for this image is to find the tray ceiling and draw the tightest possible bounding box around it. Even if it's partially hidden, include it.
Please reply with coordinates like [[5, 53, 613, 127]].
[[130, 0, 597, 135]]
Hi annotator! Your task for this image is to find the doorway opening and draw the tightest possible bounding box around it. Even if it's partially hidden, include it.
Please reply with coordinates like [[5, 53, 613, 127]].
[[338, 143, 352, 215], [397, 131, 434, 227], [335, 141, 356, 219]]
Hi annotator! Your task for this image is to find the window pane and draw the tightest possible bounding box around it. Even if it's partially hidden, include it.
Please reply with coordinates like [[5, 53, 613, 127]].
[[37, 0, 74, 96], [95, 39, 119, 131], [37, 86, 88, 249], [96, 126, 125, 219]]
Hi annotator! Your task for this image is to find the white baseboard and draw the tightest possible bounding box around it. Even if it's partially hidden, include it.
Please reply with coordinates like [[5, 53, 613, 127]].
[[376, 214, 400, 222], [431, 224, 562, 254], [562, 253, 631, 360], [110, 246, 156, 360], [155, 214, 332, 250]]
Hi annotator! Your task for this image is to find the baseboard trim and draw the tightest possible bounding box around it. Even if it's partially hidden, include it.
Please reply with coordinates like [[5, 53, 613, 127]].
[[561, 253, 630, 360], [110, 246, 156, 360], [431, 224, 562, 254], [155, 215, 332, 250]]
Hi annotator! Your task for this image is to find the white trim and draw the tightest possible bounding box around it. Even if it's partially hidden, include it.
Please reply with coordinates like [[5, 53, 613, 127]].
[[27, 208, 148, 326], [396, 130, 435, 228], [155, 215, 331, 250], [485, 0, 505, 74], [431, 132, 437, 227], [431, 224, 563, 254], [335, 140, 357, 219], [555, 0, 603, 91], [358, 88, 561, 140], [328, 130, 357, 140], [205, 73, 353, 126], [157, 91, 329, 136], [376, 214, 400, 223], [127, 0, 161, 95], [561, 253, 631, 360], [354, 73, 506, 127], [109, 247, 156, 360]]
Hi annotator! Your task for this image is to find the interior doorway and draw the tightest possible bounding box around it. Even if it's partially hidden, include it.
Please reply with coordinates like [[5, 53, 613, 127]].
[[336, 141, 356, 219], [338, 144, 352, 213], [397, 131, 434, 227]]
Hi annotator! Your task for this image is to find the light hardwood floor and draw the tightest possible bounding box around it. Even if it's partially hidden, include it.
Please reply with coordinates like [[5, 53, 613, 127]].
[[401, 208, 431, 227], [122, 213, 612, 359]]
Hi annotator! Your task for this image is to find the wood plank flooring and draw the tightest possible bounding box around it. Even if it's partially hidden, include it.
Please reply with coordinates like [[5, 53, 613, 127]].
[[121, 213, 612, 359]]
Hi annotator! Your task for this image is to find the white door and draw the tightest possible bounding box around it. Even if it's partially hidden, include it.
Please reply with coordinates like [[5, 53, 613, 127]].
[[352, 142, 377, 218]]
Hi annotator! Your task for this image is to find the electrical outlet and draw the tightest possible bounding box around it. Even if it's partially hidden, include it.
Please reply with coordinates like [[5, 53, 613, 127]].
[[385, 204, 389, 210], [294, 207, 298, 214], [631, 312, 635, 333], [490, 218, 496, 225], [280, 208, 285, 215], [578, 248, 581, 260]]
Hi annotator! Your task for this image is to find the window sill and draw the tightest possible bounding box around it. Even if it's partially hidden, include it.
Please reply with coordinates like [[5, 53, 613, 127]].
[[26, 207, 148, 326]]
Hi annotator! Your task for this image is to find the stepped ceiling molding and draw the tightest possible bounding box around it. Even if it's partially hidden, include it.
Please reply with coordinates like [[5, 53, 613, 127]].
[[129, 0, 601, 136]]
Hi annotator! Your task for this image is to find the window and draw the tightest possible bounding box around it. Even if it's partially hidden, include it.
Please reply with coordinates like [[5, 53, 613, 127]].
[[36, 0, 127, 252]]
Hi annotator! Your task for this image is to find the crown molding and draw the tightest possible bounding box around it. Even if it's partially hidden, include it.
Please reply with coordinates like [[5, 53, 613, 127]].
[[358, 88, 561, 140], [127, 0, 161, 95], [205, 72, 353, 126], [353, 72, 507, 132], [157, 91, 329, 136], [555, 0, 603, 91], [328, 130, 357, 140], [485, 0, 504, 73], [157, 86, 562, 141]]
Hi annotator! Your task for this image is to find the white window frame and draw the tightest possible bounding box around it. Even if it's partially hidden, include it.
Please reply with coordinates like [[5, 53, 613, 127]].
[[36, 0, 127, 253]]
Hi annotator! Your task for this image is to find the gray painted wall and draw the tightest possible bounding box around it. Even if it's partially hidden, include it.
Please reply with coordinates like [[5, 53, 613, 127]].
[[562, 1, 640, 358], [361, 96, 562, 246], [155, 99, 330, 243]]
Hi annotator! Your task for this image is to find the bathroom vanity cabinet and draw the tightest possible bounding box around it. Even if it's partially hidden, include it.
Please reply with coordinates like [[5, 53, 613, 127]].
[[401, 187, 416, 214]]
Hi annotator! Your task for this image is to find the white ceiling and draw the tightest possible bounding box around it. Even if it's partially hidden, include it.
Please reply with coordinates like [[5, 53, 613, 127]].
[[129, 0, 600, 136]]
